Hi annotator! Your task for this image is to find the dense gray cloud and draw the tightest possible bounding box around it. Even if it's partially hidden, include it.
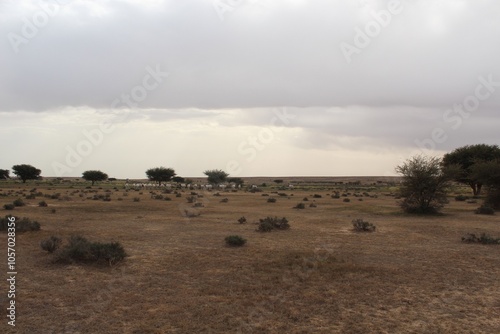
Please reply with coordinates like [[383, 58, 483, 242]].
[[1, 0, 499, 111], [0, 0, 499, 177]]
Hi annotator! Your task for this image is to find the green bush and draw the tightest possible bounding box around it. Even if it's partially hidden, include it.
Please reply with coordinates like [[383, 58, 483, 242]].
[[343, 198, 351, 203], [267, 197, 277, 203], [0, 215, 40, 232], [475, 205, 495, 215], [3, 204, 15, 210], [40, 236, 62, 253], [352, 218, 376, 232], [55, 235, 127, 266], [39, 201, 48, 207], [225, 235, 246, 247], [293, 203, 305, 209], [455, 195, 469, 201], [13, 199, 25, 207], [238, 216, 247, 224], [257, 217, 290, 232]]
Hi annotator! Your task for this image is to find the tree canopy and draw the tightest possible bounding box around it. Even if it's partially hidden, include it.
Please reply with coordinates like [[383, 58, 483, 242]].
[[204, 169, 229, 185], [442, 144, 500, 195], [146, 167, 176, 185], [12, 164, 41, 183], [82, 170, 108, 186], [0, 169, 9, 180], [396, 155, 453, 214], [471, 160, 500, 209]]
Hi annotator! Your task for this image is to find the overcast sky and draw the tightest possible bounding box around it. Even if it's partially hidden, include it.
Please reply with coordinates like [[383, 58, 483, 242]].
[[1, 0, 499, 179]]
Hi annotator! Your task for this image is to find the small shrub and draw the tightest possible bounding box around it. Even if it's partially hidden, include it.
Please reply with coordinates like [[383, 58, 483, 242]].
[[331, 193, 340, 199], [25, 194, 36, 200], [133, 197, 140, 202], [193, 202, 204, 207], [293, 203, 305, 209], [238, 216, 247, 224], [352, 218, 376, 232], [225, 235, 246, 247], [303, 197, 309, 201], [51, 209, 56, 214], [257, 217, 290, 232], [40, 236, 62, 253], [13, 199, 25, 207], [267, 197, 277, 203], [220, 198, 229, 203], [38, 201, 48, 207], [0, 215, 41, 232], [462, 233, 500, 244], [309, 203, 317, 208], [475, 205, 495, 215], [54, 235, 127, 266], [176, 193, 182, 198], [455, 195, 468, 201], [183, 209, 200, 218], [343, 198, 351, 203], [186, 196, 196, 203], [4, 204, 15, 210], [313, 194, 322, 198]]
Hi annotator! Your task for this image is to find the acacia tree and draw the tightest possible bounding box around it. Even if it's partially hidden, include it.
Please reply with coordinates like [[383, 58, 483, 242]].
[[471, 160, 500, 210], [396, 155, 454, 214], [442, 144, 500, 195], [0, 169, 9, 180], [204, 169, 229, 185], [82, 170, 108, 186], [12, 164, 41, 183], [146, 167, 176, 185]]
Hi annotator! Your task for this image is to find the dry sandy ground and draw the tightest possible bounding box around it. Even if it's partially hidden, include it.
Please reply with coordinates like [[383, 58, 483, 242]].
[[0, 179, 499, 333]]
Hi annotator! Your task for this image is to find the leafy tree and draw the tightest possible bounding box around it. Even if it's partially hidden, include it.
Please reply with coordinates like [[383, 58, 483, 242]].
[[396, 155, 454, 214], [12, 164, 41, 183], [146, 167, 176, 185], [82, 170, 108, 186], [471, 160, 500, 210], [173, 176, 185, 183], [204, 169, 229, 185], [442, 144, 500, 195], [228, 177, 244, 186], [0, 169, 9, 180]]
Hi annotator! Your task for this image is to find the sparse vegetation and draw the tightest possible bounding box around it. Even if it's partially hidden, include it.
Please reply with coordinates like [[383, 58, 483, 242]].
[[0, 215, 40, 232], [13, 198, 25, 207], [40, 236, 62, 253], [224, 235, 246, 247], [461, 233, 500, 245], [257, 216, 290, 232], [475, 205, 495, 215], [352, 218, 376, 232], [54, 235, 127, 266], [294, 203, 305, 209]]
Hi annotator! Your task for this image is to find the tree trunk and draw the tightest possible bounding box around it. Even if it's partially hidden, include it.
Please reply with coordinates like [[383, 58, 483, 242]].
[[470, 183, 478, 196]]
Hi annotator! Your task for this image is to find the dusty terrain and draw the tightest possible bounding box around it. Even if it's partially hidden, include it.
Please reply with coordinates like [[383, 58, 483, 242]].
[[1, 178, 499, 333]]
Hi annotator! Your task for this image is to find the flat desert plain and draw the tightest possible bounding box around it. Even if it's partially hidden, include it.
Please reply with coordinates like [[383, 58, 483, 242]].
[[1, 178, 499, 333]]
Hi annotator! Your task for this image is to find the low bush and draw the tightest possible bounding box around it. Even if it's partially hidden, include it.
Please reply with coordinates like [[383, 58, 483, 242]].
[[133, 197, 140, 202], [0, 215, 41, 232], [54, 235, 127, 266], [220, 198, 229, 203], [343, 198, 351, 203], [462, 233, 500, 245], [313, 194, 322, 198], [352, 218, 376, 232], [309, 203, 317, 208], [3, 204, 15, 210], [13, 199, 25, 207], [455, 195, 469, 201], [183, 209, 200, 218], [38, 201, 48, 207], [238, 216, 247, 224], [267, 197, 277, 203], [293, 203, 305, 209], [40, 236, 62, 253], [475, 205, 495, 215], [225, 235, 246, 247], [257, 216, 290, 232]]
